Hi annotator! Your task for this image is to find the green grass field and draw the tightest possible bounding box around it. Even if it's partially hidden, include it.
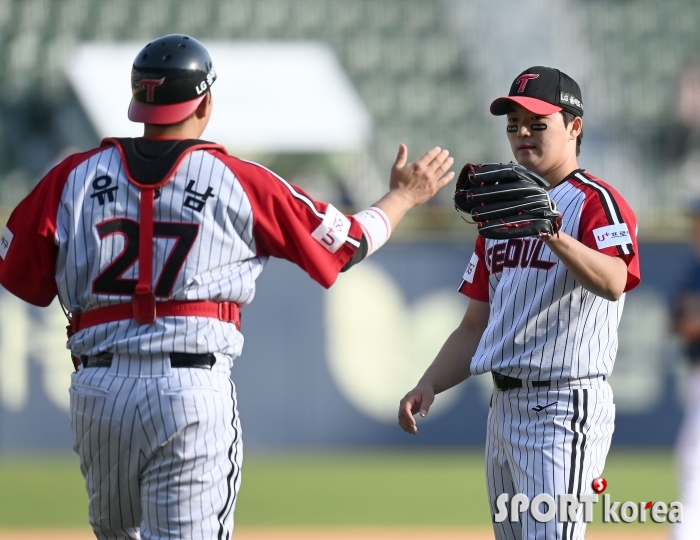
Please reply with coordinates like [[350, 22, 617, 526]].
[[0, 449, 677, 530]]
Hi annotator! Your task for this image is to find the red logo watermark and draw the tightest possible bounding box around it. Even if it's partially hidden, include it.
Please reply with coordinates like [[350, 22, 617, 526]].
[[592, 477, 607, 494]]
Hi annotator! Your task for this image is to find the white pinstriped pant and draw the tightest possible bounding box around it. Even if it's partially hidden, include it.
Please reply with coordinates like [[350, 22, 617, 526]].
[[69, 354, 242, 540], [486, 376, 615, 540]]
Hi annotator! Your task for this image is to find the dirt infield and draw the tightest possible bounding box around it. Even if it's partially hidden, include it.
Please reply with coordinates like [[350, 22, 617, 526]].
[[0, 528, 669, 539]]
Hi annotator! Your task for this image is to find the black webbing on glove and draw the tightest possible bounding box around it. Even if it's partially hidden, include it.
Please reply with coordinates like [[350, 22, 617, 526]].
[[454, 163, 562, 239]]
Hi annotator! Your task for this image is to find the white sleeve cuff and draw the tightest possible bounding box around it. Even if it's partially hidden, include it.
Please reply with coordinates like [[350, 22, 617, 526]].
[[353, 206, 391, 256]]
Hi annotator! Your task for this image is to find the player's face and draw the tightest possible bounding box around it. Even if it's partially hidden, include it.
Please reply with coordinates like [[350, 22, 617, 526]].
[[506, 104, 580, 176]]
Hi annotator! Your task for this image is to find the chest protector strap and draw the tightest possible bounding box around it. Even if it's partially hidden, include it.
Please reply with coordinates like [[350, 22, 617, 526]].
[[134, 185, 157, 322], [70, 300, 240, 332], [71, 138, 240, 331]]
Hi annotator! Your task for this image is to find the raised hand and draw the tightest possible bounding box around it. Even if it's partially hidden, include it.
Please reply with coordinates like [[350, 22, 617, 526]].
[[390, 144, 455, 208]]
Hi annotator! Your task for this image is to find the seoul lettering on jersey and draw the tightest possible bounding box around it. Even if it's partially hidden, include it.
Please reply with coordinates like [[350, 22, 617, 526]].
[[485, 238, 555, 274]]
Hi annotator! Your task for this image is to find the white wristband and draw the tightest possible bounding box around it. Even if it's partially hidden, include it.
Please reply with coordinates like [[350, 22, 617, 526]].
[[353, 206, 391, 256]]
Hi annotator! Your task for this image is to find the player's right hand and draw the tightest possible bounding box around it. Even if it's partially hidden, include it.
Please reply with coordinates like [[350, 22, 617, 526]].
[[398, 382, 435, 435], [390, 144, 455, 208]]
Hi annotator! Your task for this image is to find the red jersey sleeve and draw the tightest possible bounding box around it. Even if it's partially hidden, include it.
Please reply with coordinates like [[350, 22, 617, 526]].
[[458, 236, 490, 302], [219, 155, 363, 288], [0, 151, 96, 306], [572, 173, 640, 292]]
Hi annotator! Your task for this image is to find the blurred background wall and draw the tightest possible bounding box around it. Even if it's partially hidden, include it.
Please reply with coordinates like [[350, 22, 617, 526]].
[[0, 0, 697, 451]]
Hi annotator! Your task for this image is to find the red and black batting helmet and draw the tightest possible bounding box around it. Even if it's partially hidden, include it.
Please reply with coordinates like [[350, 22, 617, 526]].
[[128, 34, 216, 125]]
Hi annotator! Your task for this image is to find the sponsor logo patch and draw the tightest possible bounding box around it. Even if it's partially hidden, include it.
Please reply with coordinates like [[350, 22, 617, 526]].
[[463, 252, 479, 283], [0, 226, 13, 259], [312, 204, 350, 253], [593, 223, 631, 249], [195, 69, 216, 95], [560, 92, 583, 109]]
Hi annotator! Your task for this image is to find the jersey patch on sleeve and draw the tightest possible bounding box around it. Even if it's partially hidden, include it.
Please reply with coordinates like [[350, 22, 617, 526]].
[[463, 252, 479, 283], [593, 223, 631, 249], [0, 226, 13, 259], [312, 204, 351, 254]]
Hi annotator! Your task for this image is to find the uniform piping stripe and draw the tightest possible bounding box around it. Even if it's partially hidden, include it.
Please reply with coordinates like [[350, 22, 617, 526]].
[[572, 389, 588, 539], [237, 158, 360, 248], [238, 158, 324, 217], [346, 236, 361, 248], [573, 173, 632, 256], [217, 381, 241, 539], [562, 390, 580, 540], [573, 173, 621, 224]]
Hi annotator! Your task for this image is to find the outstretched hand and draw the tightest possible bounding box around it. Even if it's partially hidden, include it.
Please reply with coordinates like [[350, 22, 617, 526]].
[[398, 382, 435, 435], [390, 144, 455, 208]]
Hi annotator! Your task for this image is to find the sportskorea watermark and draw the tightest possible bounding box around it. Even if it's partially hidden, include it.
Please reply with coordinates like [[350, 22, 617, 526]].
[[494, 478, 682, 524]]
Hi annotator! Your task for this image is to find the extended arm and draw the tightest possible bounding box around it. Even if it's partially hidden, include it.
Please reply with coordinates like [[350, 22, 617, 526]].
[[544, 232, 627, 301], [398, 298, 490, 435]]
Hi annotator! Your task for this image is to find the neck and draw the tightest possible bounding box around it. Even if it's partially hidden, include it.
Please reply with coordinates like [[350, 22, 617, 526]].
[[142, 122, 202, 140], [538, 155, 579, 189]]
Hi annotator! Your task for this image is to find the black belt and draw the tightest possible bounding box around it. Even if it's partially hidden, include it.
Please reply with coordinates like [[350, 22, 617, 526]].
[[492, 372, 550, 390], [80, 352, 216, 369]]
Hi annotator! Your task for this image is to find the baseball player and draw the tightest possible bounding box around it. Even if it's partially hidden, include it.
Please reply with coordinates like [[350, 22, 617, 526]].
[[670, 200, 700, 540], [398, 66, 641, 540], [0, 35, 454, 539]]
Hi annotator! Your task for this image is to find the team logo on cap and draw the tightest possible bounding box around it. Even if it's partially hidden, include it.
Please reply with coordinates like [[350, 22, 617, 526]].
[[139, 78, 165, 102], [515, 74, 539, 93]]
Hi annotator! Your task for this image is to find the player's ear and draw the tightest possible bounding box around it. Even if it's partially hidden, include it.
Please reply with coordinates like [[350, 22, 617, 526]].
[[194, 92, 211, 119], [570, 116, 582, 140]]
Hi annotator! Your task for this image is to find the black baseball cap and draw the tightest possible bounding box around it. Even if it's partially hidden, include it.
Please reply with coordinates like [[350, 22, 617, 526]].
[[490, 66, 583, 117]]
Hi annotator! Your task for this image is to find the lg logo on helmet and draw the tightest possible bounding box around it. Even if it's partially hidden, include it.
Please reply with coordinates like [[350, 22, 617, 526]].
[[195, 69, 217, 95]]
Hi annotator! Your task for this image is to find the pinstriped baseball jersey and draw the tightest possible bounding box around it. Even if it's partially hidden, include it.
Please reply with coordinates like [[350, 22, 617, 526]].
[[0, 139, 363, 360], [458, 169, 640, 380]]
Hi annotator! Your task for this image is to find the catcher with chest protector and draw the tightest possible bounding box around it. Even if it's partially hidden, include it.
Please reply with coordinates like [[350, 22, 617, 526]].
[[398, 66, 641, 540]]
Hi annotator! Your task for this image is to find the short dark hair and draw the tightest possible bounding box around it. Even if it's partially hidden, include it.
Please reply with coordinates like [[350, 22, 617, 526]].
[[561, 111, 583, 156]]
